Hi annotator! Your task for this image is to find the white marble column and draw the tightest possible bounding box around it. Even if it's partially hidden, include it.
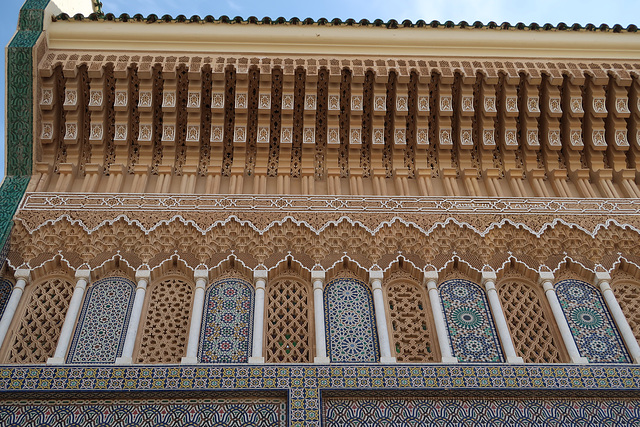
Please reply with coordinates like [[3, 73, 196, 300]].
[[48, 269, 91, 365], [181, 267, 209, 364], [0, 268, 31, 349], [115, 268, 150, 365], [595, 271, 640, 364], [482, 271, 524, 364], [424, 270, 458, 363], [249, 268, 268, 364], [369, 269, 396, 363], [312, 269, 330, 363], [539, 271, 589, 364]]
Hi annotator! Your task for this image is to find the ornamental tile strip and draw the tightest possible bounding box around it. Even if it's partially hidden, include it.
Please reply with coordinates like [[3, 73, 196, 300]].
[[0, 397, 287, 426], [323, 397, 640, 425], [1, 364, 640, 426], [20, 193, 640, 216], [199, 278, 254, 363], [16, 194, 640, 241], [439, 279, 504, 363], [556, 279, 631, 363], [1, 0, 48, 267], [67, 277, 135, 364], [324, 277, 379, 363]]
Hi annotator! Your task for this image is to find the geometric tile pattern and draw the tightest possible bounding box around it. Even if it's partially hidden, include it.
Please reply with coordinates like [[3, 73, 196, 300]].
[[199, 278, 254, 363], [67, 277, 135, 364], [0, 279, 11, 320], [324, 276, 379, 363], [439, 279, 505, 363], [1, 364, 640, 427], [556, 279, 631, 363], [0, 397, 287, 426], [323, 397, 640, 425]]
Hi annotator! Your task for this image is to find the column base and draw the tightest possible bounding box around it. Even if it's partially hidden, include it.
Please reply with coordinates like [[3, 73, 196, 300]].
[[46, 357, 65, 365], [506, 356, 525, 364], [380, 356, 397, 364], [248, 357, 265, 364], [632, 355, 640, 364], [570, 355, 590, 364], [313, 356, 330, 364], [441, 356, 459, 364], [115, 356, 132, 365], [181, 357, 198, 364]]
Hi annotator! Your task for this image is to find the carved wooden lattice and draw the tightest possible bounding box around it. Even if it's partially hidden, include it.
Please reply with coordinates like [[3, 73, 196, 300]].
[[6, 276, 73, 363], [498, 280, 563, 363], [611, 281, 640, 344], [265, 276, 311, 363], [136, 276, 194, 363], [386, 278, 438, 362]]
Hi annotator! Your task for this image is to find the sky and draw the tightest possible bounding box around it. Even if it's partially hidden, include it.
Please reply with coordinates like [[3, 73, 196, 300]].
[[1, 0, 640, 178]]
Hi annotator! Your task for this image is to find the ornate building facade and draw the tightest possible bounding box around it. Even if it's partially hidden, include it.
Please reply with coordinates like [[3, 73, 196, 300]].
[[1, 0, 640, 424]]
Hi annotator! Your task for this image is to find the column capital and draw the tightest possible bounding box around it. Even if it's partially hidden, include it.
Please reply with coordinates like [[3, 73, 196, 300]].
[[594, 270, 612, 286], [538, 270, 555, 286], [481, 271, 497, 287], [311, 269, 326, 282], [74, 269, 91, 282], [14, 268, 31, 285], [423, 269, 438, 283], [368, 268, 384, 283], [194, 268, 209, 288], [135, 268, 151, 282], [253, 268, 268, 281]]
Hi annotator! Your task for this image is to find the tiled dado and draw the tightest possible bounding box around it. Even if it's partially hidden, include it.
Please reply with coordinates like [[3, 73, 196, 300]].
[[1, 364, 640, 426]]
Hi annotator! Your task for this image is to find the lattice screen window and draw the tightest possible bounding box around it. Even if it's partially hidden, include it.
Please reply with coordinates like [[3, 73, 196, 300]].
[[611, 281, 640, 344], [67, 277, 135, 364], [6, 276, 74, 363], [385, 278, 438, 362], [136, 276, 194, 364], [497, 279, 563, 363], [265, 275, 311, 363]]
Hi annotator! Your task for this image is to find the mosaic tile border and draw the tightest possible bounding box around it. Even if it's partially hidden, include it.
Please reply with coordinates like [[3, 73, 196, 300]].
[[0, 0, 48, 267], [1, 364, 639, 426], [321, 396, 640, 425]]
